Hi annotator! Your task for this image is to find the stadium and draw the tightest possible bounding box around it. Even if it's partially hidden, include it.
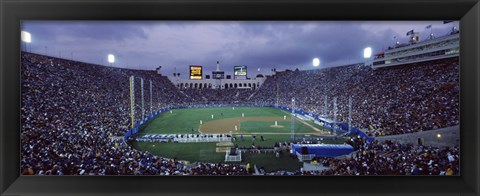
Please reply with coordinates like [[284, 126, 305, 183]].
[[20, 22, 460, 176]]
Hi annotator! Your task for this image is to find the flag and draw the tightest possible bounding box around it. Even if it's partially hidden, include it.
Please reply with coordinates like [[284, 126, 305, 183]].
[[443, 20, 454, 24], [425, 25, 432, 29], [406, 30, 414, 36]]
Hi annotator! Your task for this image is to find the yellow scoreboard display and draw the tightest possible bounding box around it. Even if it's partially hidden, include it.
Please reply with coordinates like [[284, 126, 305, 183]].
[[190, 65, 202, 80]]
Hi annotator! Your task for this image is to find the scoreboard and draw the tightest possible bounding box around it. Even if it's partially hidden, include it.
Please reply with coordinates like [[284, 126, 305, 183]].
[[190, 65, 202, 80], [212, 71, 225, 79], [234, 66, 247, 80]]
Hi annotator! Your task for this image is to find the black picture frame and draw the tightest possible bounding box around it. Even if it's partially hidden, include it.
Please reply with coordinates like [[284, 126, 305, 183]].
[[1, 0, 479, 195]]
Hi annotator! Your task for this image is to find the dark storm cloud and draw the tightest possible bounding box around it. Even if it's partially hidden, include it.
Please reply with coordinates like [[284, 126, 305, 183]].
[[21, 21, 459, 78], [23, 21, 149, 42], [203, 22, 404, 71]]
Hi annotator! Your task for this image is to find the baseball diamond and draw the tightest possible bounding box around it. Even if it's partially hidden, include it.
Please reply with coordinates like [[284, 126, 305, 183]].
[[132, 107, 337, 170]]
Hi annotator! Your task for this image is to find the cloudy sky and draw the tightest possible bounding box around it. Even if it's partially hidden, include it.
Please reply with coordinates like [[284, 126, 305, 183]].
[[21, 21, 459, 78]]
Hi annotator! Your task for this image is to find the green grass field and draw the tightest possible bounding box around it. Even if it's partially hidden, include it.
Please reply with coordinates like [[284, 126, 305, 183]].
[[133, 106, 342, 172], [140, 107, 298, 134], [240, 121, 316, 134]]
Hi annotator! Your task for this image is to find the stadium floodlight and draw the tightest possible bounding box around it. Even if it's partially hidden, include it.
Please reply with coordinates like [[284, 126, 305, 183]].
[[21, 31, 32, 52], [21, 31, 31, 43], [312, 58, 320, 67], [363, 47, 372, 58], [437, 134, 442, 138], [108, 54, 115, 63]]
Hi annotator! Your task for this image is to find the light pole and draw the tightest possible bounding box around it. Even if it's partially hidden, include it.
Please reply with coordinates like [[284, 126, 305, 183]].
[[290, 97, 295, 140], [364, 47, 372, 59], [21, 31, 31, 52], [364, 47, 374, 67], [108, 54, 115, 67], [313, 58, 320, 67]]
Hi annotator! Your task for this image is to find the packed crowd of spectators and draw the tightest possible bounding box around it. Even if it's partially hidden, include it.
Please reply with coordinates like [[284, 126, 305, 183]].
[[181, 88, 256, 105], [251, 57, 459, 136], [316, 138, 460, 175], [21, 52, 247, 175], [21, 52, 459, 175], [21, 53, 188, 137], [256, 137, 459, 176]]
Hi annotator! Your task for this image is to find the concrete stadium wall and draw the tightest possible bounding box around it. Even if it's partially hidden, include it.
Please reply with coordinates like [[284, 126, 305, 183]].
[[375, 126, 460, 147]]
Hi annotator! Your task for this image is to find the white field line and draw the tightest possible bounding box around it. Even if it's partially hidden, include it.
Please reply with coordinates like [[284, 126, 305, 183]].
[[281, 110, 326, 134]]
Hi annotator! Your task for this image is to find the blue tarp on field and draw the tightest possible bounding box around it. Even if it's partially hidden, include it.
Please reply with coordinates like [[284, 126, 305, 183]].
[[291, 144, 355, 157]]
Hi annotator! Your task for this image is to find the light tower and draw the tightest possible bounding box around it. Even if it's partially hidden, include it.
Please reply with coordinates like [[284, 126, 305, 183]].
[[324, 95, 328, 116], [21, 31, 31, 52], [108, 54, 115, 67], [363, 47, 372, 59], [313, 58, 320, 67], [276, 83, 279, 107], [333, 97, 337, 136], [348, 96, 352, 133], [149, 80, 153, 114], [364, 47, 373, 67], [290, 97, 295, 140], [129, 76, 135, 128], [141, 78, 144, 120]]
